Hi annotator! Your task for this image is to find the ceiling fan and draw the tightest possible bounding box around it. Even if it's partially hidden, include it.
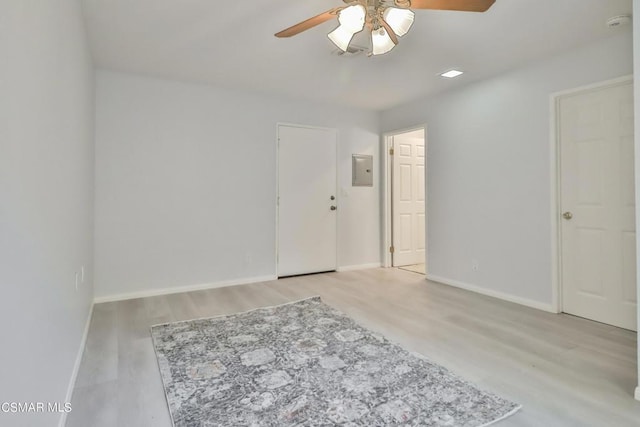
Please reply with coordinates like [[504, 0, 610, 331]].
[[275, 0, 496, 56]]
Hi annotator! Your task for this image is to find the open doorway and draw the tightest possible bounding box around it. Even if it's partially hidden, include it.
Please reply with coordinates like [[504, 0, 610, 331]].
[[383, 126, 427, 274]]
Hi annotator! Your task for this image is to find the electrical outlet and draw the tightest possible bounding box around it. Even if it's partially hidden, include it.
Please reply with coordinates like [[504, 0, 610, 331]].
[[472, 259, 479, 272], [75, 272, 79, 291]]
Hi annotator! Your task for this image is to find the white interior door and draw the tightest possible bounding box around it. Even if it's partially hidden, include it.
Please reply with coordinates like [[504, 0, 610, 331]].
[[277, 125, 337, 277], [392, 130, 426, 267], [559, 80, 636, 331]]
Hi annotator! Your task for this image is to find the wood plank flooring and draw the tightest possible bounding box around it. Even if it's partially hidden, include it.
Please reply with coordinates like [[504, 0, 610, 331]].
[[398, 263, 426, 275], [67, 268, 640, 426]]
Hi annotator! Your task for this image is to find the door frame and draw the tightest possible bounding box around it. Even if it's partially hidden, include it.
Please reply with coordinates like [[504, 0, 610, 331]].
[[382, 124, 428, 269], [550, 75, 634, 314], [275, 123, 339, 277]]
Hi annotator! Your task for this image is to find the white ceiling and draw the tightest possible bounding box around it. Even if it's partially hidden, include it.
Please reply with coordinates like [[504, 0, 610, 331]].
[[82, 0, 632, 111]]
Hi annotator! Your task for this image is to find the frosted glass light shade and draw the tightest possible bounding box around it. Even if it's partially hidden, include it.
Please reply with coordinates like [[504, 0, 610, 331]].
[[372, 28, 395, 55], [338, 4, 366, 32], [383, 7, 414, 37], [328, 26, 356, 51], [328, 5, 366, 52]]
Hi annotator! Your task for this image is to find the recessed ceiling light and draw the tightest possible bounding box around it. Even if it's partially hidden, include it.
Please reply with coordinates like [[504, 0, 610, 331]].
[[440, 70, 464, 79]]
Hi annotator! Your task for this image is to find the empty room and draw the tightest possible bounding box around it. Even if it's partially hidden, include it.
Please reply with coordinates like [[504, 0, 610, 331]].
[[2, 0, 640, 426]]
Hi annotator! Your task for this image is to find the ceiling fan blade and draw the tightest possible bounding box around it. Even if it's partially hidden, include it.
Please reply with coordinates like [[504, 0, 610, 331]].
[[380, 19, 399, 45], [407, 0, 496, 12], [275, 8, 343, 38]]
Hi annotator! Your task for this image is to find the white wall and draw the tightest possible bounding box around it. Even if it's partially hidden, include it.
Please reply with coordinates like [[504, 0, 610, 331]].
[[632, 0, 640, 402], [381, 31, 633, 308], [0, 1, 95, 426], [94, 70, 380, 300]]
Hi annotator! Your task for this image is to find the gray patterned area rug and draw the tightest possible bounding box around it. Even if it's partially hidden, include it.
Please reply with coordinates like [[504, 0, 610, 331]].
[[151, 297, 521, 426]]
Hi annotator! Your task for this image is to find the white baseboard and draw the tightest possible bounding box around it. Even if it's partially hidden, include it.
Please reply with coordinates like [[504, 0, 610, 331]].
[[635, 386, 640, 401], [93, 275, 278, 304], [59, 302, 94, 427], [426, 274, 556, 313], [336, 263, 381, 272]]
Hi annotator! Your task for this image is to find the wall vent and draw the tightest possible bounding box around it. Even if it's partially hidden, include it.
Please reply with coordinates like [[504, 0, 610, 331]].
[[607, 15, 631, 28]]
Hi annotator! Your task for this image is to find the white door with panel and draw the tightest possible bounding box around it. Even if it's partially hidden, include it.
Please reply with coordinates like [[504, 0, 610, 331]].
[[392, 131, 426, 267], [559, 80, 636, 331], [278, 125, 337, 277]]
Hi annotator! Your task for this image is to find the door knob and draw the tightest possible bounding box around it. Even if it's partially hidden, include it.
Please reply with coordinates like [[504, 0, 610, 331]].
[[330, 206, 337, 211], [330, 195, 335, 200], [562, 211, 573, 220]]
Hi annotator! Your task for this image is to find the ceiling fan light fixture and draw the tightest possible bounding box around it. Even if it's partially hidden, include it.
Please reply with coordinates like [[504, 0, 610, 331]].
[[382, 7, 415, 37], [337, 4, 366, 32], [328, 4, 366, 51], [371, 27, 395, 56], [328, 26, 356, 51], [276, 0, 497, 57]]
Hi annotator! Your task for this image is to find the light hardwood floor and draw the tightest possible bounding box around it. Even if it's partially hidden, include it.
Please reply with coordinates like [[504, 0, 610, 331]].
[[398, 264, 426, 275], [68, 268, 640, 426]]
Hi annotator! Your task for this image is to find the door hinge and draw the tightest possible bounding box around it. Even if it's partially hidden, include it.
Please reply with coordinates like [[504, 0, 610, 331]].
[[389, 147, 394, 155], [389, 246, 395, 253]]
